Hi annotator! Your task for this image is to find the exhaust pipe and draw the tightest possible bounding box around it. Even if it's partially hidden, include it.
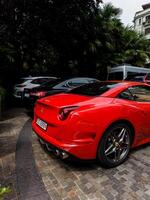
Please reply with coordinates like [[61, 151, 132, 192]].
[[60, 151, 69, 159], [54, 149, 60, 156], [46, 143, 52, 152], [38, 137, 69, 159]]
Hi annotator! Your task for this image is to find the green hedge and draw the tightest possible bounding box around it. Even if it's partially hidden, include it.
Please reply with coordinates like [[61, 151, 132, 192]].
[[0, 86, 6, 97], [0, 86, 6, 119], [0, 186, 11, 200]]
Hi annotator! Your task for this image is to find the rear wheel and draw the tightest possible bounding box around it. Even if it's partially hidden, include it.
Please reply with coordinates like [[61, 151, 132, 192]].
[[97, 123, 132, 168]]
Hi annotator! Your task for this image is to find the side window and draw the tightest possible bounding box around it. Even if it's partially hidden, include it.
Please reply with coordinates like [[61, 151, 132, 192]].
[[129, 86, 150, 102], [32, 78, 49, 84], [89, 79, 98, 83], [118, 89, 134, 101], [146, 74, 150, 81], [67, 79, 88, 87]]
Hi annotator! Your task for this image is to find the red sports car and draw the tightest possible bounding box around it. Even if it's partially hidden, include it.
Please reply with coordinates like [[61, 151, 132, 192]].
[[32, 81, 150, 168]]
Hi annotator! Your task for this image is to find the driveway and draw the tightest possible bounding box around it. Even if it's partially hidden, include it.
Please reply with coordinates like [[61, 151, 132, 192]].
[[0, 108, 150, 200]]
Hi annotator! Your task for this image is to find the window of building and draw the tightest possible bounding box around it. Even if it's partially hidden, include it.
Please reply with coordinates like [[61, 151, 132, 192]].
[[139, 18, 141, 25], [146, 15, 150, 22], [145, 28, 150, 35]]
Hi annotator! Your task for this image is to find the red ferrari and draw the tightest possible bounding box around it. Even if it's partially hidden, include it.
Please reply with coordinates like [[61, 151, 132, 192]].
[[32, 81, 150, 168]]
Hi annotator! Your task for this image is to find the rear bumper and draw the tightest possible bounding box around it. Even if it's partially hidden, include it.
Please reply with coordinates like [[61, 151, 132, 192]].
[[13, 88, 24, 99], [13, 92, 23, 99], [32, 120, 98, 160]]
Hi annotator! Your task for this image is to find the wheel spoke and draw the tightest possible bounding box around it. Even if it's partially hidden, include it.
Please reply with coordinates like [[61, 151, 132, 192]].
[[121, 142, 129, 150], [114, 149, 117, 161], [118, 128, 126, 143], [117, 149, 122, 161], [105, 143, 113, 153], [105, 145, 116, 156]]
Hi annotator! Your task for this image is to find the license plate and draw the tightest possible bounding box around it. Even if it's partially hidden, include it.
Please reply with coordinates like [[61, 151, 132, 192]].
[[36, 118, 47, 130]]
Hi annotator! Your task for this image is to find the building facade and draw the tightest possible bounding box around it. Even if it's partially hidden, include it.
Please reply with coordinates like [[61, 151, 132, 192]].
[[134, 3, 150, 39]]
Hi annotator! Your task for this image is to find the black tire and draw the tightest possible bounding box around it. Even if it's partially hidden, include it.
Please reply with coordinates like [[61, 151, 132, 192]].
[[97, 122, 132, 168]]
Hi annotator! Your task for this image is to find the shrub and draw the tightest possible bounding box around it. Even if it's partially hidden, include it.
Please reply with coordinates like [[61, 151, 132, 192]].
[[0, 86, 6, 97], [0, 86, 6, 118], [0, 186, 11, 200]]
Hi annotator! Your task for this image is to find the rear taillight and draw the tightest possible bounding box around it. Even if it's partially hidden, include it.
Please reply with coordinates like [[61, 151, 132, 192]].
[[59, 106, 79, 121], [30, 91, 46, 98]]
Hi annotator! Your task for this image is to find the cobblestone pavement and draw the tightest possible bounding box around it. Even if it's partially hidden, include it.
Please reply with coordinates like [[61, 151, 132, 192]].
[[32, 133, 150, 200], [0, 108, 29, 200]]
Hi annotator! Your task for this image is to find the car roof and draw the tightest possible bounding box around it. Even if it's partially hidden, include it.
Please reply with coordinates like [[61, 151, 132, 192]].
[[106, 80, 150, 87], [100, 81, 149, 97], [103, 80, 147, 85], [21, 76, 57, 80], [65, 77, 98, 81]]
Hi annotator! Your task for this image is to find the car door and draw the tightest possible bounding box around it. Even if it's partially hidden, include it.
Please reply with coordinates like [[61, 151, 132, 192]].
[[128, 85, 150, 138]]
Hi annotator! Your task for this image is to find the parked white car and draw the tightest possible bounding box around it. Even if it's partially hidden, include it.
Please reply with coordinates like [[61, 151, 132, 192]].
[[13, 76, 57, 99]]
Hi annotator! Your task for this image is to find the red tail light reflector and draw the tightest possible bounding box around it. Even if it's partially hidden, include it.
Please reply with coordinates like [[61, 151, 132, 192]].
[[30, 91, 46, 98], [59, 106, 79, 120]]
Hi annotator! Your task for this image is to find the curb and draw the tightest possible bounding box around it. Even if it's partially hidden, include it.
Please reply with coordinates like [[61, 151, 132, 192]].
[[16, 119, 51, 200]]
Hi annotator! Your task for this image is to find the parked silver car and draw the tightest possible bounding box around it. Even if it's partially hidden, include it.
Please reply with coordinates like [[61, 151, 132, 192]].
[[13, 76, 57, 99]]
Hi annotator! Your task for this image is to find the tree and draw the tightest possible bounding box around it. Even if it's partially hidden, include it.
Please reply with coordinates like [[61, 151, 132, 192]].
[[0, 0, 150, 84], [83, 3, 150, 79]]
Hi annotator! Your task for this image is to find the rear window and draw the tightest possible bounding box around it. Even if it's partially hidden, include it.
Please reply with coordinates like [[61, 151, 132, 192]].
[[31, 78, 52, 84], [68, 82, 121, 96], [17, 78, 31, 84]]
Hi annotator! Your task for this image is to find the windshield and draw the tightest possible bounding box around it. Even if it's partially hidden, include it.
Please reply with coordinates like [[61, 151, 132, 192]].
[[68, 82, 122, 96], [53, 78, 98, 89]]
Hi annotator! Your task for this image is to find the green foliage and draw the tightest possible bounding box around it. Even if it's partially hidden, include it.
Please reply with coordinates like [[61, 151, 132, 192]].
[[0, 86, 6, 97], [0, 186, 11, 200], [0, 86, 6, 113]]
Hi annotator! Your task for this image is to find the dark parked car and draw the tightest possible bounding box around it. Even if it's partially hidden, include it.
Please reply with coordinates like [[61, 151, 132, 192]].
[[25, 77, 100, 106]]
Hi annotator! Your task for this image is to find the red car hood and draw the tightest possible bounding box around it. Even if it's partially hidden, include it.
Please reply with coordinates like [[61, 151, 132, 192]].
[[37, 93, 113, 108]]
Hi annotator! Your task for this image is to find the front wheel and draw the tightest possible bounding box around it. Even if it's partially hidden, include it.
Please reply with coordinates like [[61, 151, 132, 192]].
[[97, 123, 132, 168]]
